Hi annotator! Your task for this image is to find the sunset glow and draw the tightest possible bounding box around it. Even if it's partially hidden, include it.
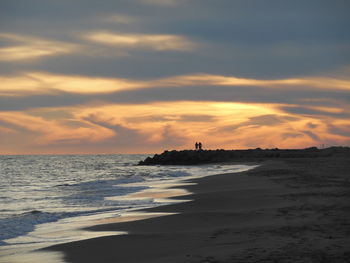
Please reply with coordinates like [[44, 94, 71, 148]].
[[1, 1, 349, 154]]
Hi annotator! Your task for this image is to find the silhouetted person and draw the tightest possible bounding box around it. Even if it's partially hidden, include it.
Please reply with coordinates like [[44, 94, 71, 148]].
[[198, 142, 202, 150], [195, 142, 198, 150]]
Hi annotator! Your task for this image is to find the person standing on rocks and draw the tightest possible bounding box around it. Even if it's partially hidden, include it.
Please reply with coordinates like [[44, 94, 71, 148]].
[[195, 142, 199, 150], [198, 142, 202, 150]]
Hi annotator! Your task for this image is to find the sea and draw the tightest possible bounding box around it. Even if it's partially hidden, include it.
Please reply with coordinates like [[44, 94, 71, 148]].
[[0, 154, 253, 262]]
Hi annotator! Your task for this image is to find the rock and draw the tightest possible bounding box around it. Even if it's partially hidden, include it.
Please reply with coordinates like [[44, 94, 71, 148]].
[[138, 147, 349, 165]]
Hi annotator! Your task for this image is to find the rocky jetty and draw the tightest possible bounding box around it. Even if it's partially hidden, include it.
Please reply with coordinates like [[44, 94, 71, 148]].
[[138, 147, 349, 165]]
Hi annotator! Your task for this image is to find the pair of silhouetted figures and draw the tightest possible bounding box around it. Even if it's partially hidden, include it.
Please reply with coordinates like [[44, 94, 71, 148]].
[[195, 142, 203, 151]]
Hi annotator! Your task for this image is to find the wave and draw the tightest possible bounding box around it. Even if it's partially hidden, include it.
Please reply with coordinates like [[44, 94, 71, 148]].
[[0, 154, 251, 249], [0, 196, 160, 246], [0, 210, 62, 245]]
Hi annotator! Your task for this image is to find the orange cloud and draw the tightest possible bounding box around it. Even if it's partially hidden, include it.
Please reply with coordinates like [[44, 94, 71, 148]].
[[0, 69, 349, 154], [0, 72, 144, 96], [0, 100, 348, 154], [84, 31, 196, 51], [0, 111, 115, 152], [2, 72, 349, 97], [0, 33, 78, 61], [68, 102, 329, 150], [153, 74, 350, 91]]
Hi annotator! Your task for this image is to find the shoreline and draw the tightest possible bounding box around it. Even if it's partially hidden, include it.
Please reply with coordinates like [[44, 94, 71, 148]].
[[45, 156, 350, 262], [0, 163, 254, 263], [0, 162, 253, 263]]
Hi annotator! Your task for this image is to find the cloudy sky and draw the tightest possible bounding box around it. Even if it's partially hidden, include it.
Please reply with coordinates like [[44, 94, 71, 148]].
[[0, 0, 349, 154]]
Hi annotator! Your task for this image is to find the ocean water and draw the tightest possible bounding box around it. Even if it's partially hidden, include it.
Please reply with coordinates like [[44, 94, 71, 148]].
[[0, 154, 252, 258]]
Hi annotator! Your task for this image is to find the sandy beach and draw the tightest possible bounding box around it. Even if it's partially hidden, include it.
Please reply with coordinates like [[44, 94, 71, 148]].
[[47, 155, 350, 263]]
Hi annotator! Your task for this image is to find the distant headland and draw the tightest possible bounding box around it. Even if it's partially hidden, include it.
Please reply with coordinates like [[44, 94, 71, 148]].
[[138, 146, 350, 165]]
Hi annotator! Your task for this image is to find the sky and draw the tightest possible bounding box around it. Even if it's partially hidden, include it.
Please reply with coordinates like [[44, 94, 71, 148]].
[[0, 0, 349, 154]]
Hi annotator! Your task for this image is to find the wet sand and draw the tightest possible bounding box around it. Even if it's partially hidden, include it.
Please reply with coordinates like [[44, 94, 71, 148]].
[[47, 156, 350, 262]]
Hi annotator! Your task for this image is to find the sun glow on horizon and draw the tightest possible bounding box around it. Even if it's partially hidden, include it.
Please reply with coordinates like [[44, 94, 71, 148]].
[[1, 97, 348, 154], [0, 69, 349, 154]]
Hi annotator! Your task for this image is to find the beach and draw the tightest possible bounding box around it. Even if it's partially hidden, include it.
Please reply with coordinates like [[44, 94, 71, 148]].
[[2, 0, 349, 261], [46, 154, 350, 263]]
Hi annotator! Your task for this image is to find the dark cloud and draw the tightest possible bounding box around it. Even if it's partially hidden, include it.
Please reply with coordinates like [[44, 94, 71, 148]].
[[178, 114, 216, 122], [306, 122, 318, 129], [158, 124, 187, 148], [1, 85, 350, 112], [281, 106, 350, 118], [56, 85, 350, 107], [0, 119, 34, 133], [62, 120, 93, 129], [247, 115, 288, 126], [327, 124, 350, 138], [125, 115, 175, 123], [281, 132, 303, 139], [0, 92, 87, 111], [125, 114, 216, 123], [217, 114, 293, 133], [0, 0, 349, 79], [28, 109, 73, 120], [83, 113, 145, 146], [302, 130, 320, 142]]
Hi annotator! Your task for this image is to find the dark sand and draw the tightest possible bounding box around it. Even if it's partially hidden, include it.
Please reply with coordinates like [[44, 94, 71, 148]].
[[47, 156, 350, 262]]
